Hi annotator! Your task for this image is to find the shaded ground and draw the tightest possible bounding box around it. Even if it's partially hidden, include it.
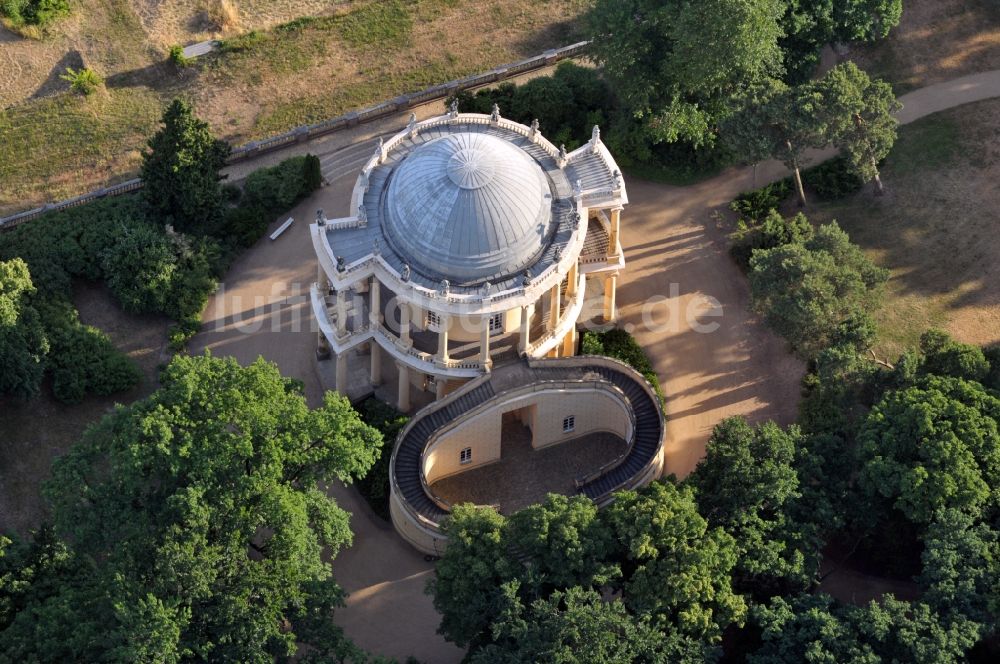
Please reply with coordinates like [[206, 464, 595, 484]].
[[430, 424, 628, 515], [808, 98, 1000, 356], [0, 282, 169, 535]]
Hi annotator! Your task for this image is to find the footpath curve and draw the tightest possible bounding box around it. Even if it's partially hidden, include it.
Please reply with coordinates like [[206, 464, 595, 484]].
[[189, 69, 1000, 662]]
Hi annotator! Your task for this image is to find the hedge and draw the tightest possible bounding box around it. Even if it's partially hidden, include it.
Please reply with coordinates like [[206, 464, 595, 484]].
[[354, 398, 410, 520], [580, 328, 664, 405]]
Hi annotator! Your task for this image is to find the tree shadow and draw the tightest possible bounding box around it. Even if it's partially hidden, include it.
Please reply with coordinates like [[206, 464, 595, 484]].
[[30, 49, 84, 100]]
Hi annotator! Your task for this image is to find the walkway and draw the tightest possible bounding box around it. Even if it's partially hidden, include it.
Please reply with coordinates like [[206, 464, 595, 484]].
[[188, 68, 1000, 662]]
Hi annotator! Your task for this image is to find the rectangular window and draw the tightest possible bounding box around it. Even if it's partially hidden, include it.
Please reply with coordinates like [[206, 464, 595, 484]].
[[460, 447, 472, 464], [488, 313, 503, 335], [426, 311, 441, 329], [562, 416, 575, 433]]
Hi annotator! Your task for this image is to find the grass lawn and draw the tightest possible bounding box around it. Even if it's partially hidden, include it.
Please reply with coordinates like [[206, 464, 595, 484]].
[[0, 0, 589, 214], [807, 98, 1000, 358]]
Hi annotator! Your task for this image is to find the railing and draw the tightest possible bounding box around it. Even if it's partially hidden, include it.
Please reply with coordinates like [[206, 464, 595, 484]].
[[0, 41, 591, 230]]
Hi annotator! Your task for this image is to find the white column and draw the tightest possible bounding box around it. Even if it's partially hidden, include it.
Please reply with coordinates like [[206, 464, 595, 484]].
[[335, 351, 348, 394], [370, 344, 381, 386], [336, 289, 347, 337], [397, 362, 411, 412], [437, 315, 450, 363], [566, 261, 579, 298], [562, 324, 576, 357], [548, 282, 562, 331], [603, 274, 617, 322], [480, 317, 492, 368], [399, 300, 411, 346], [608, 207, 621, 257], [369, 276, 381, 329], [518, 304, 534, 353]]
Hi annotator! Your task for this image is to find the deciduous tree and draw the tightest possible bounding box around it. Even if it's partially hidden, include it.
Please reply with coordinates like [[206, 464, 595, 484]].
[[2, 353, 381, 661], [814, 62, 900, 194], [0, 258, 48, 400], [587, 0, 784, 147]]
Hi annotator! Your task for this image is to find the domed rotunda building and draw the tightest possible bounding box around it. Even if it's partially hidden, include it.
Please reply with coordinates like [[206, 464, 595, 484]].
[[310, 105, 665, 554], [311, 106, 628, 411]]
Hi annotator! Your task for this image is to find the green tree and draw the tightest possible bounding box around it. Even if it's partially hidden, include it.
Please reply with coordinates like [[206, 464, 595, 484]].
[[687, 418, 817, 596], [506, 494, 618, 592], [429, 504, 516, 648], [603, 481, 747, 642], [749, 222, 889, 357], [750, 593, 981, 664], [0, 258, 49, 400], [470, 586, 707, 664], [725, 77, 829, 206], [814, 62, 900, 194], [141, 99, 230, 234], [587, 0, 784, 147], [918, 329, 991, 383], [917, 508, 1000, 626], [857, 375, 1000, 525], [3, 353, 381, 661]]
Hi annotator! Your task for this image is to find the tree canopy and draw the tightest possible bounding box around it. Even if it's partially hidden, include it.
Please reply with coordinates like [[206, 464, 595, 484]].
[[686, 418, 818, 597], [587, 0, 784, 147], [749, 221, 889, 357], [857, 375, 1000, 525], [1, 353, 383, 662], [0, 258, 48, 400], [141, 99, 230, 234], [430, 484, 745, 659]]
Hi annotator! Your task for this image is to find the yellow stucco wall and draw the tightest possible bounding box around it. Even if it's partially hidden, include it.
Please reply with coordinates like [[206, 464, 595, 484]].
[[422, 386, 631, 484]]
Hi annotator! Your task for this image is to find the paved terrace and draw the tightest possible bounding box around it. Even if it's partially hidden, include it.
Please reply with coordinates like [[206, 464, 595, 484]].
[[430, 422, 628, 515]]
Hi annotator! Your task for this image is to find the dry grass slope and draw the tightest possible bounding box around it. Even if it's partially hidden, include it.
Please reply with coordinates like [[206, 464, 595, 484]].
[[0, 0, 588, 213], [808, 98, 1000, 357]]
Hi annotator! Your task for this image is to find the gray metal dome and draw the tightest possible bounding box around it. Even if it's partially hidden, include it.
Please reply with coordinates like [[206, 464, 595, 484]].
[[383, 132, 553, 283]]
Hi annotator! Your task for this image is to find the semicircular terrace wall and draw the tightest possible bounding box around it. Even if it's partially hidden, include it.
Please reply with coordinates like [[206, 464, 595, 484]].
[[389, 356, 666, 555]]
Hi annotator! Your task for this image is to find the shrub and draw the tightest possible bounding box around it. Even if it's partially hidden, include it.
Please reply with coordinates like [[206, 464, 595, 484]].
[[168, 45, 193, 68], [224, 154, 323, 247], [59, 67, 103, 96], [730, 209, 813, 271], [579, 328, 664, 404], [801, 155, 864, 201], [0, 0, 69, 33], [218, 29, 264, 52], [354, 398, 410, 520], [168, 317, 201, 352], [919, 330, 990, 383], [38, 301, 141, 404], [730, 178, 793, 224]]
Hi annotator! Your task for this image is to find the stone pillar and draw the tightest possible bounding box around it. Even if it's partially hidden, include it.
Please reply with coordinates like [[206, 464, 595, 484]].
[[608, 207, 622, 257], [437, 315, 450, 363], [399, 300, 411, 346], [603, 274, 617, 322], [369, 276, 381, 329], [566, 261, 579, 298], [480, 316, 492, 368], [335, 289, 347, 337], [370, 343, 381, 386], [548, 282, 562, 331], [562, 325, 576, 357], [397, 362, 411, 412], [435, 377, 447, 400], [518, 303, 534, 353], [335, 351, 348, 394]]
